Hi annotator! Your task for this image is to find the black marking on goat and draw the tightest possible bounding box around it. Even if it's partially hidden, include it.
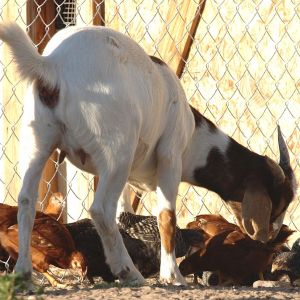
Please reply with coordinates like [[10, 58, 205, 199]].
[[149, 55, 166, 66], [37, 80, 59, 108], [189, 105, 204, 127], [58, 150, 67, 164], [193, 140, 270, 202], [189, 105, 218, 133], [117, 266, 131, 280]]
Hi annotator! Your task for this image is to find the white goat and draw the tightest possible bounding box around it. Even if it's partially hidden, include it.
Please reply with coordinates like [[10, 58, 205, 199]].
[[0, 23, 296, 286]]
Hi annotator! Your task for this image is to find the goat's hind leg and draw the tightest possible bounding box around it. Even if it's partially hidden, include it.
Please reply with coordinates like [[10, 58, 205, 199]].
[[14, 152, 52, 282], [90, 159, 145, 285]]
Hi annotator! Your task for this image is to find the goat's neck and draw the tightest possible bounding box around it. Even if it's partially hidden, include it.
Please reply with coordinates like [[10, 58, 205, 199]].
[[181, 106, 257, 201], [182, 114, 231, 187]]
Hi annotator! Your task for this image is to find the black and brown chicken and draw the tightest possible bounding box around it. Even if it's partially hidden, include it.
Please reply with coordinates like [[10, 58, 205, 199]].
[[179, 214, 294, 286], [118, 212, 206, 258], [0, 203, 87, 287], [64, 218, 115, 284], [271, 237, 300, 285], [65, 218, 163, 283]]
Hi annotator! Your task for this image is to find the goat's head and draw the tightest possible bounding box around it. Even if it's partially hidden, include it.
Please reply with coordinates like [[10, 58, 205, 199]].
[[229, 126, 297, 243]]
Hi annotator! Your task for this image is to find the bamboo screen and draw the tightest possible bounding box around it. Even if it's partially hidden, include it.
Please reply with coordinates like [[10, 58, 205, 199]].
[[0, 0, 299, 243]]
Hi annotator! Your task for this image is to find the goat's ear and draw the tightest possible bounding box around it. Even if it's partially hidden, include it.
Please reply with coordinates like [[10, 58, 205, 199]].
[[241, 180, 272, 243]]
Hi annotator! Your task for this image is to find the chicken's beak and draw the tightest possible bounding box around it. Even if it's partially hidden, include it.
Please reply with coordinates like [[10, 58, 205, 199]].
[[271, 264, 278, 273]]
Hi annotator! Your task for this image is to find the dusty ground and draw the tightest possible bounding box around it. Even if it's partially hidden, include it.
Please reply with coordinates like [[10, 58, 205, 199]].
[[25, 277, 300, 300]]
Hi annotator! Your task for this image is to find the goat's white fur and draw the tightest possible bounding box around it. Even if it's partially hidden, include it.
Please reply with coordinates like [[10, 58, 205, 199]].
[[0, 23, 194, 285]]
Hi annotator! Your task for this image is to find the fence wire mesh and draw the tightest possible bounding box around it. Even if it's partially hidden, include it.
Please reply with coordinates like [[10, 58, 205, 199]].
[[0, 0, 299, 284]]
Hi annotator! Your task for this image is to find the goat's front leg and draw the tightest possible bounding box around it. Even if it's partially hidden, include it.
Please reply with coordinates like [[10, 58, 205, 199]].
[[89, 161, 145, 285], [15, 153, 51, 281], [156, 156, 187, 286]]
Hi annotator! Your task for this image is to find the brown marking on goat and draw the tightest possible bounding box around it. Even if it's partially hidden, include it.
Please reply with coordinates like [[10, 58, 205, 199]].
[[37, 80, 59, 108], [58, 150, 67, 164], [149, 55, 166, 66], [193, 136, 281, 203], [106, 36, 120, 48], [158, 209, 176, 253], [76, 149, 89, 165]]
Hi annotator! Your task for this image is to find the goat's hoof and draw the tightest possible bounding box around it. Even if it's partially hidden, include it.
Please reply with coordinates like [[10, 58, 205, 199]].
[[14, 261, 33, 281], [13, 269, 32, 283], [160, 275, 187, 286], [9, 272, 34, 293], [117, 267, 145, 285]]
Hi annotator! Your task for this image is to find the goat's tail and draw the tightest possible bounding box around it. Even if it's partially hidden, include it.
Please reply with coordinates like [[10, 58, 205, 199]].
[[0, 22, 56, 88]]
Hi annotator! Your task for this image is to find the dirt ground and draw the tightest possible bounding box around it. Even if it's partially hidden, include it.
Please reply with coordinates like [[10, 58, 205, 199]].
[[27, 277, 300, 300]]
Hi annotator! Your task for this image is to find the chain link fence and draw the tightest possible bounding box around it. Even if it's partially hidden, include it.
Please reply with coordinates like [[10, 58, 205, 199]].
[[0, 0, 299, 280]]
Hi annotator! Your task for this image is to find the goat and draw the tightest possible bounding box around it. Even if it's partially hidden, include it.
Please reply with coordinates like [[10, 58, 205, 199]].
[[0, 22, 296, 286], [182, 106, 297, 242]]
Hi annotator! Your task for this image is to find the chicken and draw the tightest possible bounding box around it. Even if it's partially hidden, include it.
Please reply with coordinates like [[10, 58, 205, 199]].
[[201, 271, 220, 286], [179, 215, 294, 286], [185, 214, 240, 284], [118, 212, 206, 258], [187, 214, 240, 237], [42, 192, 65, 222], [0, 203, 87, 287], [0, 244, 14, 273], [65, 217, 182, 283], [271, 238, 300, 284], [0, 198, 63, 227], [0, 200, 62, 272], [64, 213, 205, 284], [64, 218, 115, 284]]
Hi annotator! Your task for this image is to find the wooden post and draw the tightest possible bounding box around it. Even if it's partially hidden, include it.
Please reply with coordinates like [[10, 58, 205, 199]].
[[93, 0, 105, 26], [176, 0, 207, 78], [26, 0, 59, 205], [157, 0, 204, 73]]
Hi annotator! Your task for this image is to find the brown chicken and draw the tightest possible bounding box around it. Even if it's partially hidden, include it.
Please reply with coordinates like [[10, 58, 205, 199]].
[[180, 214, 294, 286], [41, 192, 65, 222], [0, 203, 87, 287], [187, 214, 240, 238]]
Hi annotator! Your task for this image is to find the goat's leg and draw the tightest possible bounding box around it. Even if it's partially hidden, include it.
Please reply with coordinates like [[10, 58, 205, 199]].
[[14, 152, 51, 281], [89, 162, 145, 285], [156, 156, 187, 286], [116, 183, 134, 222]]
